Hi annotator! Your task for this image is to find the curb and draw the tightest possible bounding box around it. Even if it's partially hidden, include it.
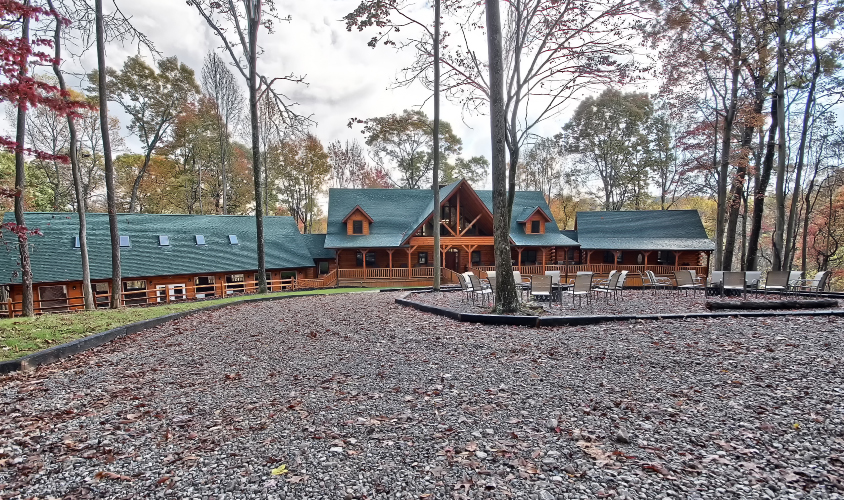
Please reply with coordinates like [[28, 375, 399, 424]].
[[395, 292, 844, 328], [0, 290, 358, 375]]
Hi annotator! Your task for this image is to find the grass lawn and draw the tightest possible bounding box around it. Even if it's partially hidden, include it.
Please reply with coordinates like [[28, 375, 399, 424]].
[[0, 287, 387, 361]]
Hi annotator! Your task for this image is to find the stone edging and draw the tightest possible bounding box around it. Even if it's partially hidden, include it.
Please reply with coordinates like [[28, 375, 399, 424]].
[[395, 291, 844, 328], [0, 290, 380, 375]]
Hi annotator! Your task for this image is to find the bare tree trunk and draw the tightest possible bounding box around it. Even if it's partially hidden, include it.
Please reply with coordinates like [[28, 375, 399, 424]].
[[14, 5, 33, 317], [248, 2, 267, 294], [96, 0, 122, 308], [784, 0, 820, 273], [711, 95, 721, 268], [746, 96, 777, 271], [432, 0, 441, 290], [486, 0, 518, 313], [716, 14, 742, 271], [128, 153, 153, 213], [49, 1, 94, 310], [772, 0, 788, 271]]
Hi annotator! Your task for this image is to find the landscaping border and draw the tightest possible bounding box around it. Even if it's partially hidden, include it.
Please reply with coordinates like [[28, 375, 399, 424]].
[[395, 290, 844, 328], [0, 290, 384, 375]]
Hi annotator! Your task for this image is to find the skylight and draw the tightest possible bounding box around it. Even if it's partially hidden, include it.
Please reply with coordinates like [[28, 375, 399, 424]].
[[159, 235, 170, 246], [229, 235, 238, 245], [195, 234, 205, 245], [74, 236, 80, 248], [119, 236, 130, 247]]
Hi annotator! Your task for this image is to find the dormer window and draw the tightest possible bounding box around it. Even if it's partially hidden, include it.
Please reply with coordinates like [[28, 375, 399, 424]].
[[531, 220, 540, 234], [342, 205, 373, 236]]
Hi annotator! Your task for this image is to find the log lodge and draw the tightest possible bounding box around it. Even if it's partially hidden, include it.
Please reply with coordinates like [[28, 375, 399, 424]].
[[0, 179, 715, 315]]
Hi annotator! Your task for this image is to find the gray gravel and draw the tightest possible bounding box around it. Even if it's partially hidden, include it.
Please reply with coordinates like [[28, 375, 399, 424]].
[[1, 291, 843, 499]]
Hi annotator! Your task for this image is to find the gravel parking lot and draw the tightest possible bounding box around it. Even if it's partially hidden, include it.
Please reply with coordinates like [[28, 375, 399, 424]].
[[1, 291, 843, 499]]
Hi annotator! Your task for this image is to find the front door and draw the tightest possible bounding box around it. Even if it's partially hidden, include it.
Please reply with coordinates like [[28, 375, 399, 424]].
[[445, 249, 458, 271]]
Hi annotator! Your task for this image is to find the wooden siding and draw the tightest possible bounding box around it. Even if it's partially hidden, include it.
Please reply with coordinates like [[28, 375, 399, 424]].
[[345, 210, 371, 235]]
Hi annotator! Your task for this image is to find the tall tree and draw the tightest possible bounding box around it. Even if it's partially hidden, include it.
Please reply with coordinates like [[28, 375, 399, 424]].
[[91, 55, 199, 213], [0, 1, 87, 316], [562, 90, 653, 211], [188, 0, 310, 295], [277, 134, 330, 233], [48, 0, 94, 310], [202, 52, 243, 215], [486, 0, 518, 313], [432, 0, 441, 291], [771, 0, 788, 271]]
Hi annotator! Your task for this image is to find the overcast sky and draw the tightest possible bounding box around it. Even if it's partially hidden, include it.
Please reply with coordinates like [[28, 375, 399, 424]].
[[48, 0, 594, 190]]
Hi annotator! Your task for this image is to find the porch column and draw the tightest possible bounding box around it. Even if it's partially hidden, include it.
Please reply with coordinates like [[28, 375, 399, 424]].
[[587, 250, 594, 265], [541, 248, 546, 272], [362, 249, 369, 272], [517, 247, 522, 268], [387, 249, 394, 278], [643, 251, 651, 273], [673, 251, 681, 271], [614, 250, 621, 267]]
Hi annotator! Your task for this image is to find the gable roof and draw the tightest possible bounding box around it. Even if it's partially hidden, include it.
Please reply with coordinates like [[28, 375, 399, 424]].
[[475, 190, 579, 247], [573, 210, 715, 251], [341, 205, 374, 223], [0, 213, 317, 284], [515, 206, 551, 223], [324, 188, 433, 248]]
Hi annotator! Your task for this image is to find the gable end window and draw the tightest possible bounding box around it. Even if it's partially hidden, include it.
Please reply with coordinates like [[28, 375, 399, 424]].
[[530, 220, 540, 234], [352, 220, 363, 234]]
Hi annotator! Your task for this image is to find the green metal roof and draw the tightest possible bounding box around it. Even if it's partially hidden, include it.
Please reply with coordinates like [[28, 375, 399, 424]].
[[302, 234, 336, 260], [475, 190, 579, 247], [324, 187, 433, 248], [325, 182, 579, 249], [573, 210, 716, 251], [0, 213, 317, 284]]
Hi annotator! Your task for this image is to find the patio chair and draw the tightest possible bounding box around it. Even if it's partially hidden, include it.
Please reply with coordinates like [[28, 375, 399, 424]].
[[674, 270, 703, 296], [762, 271, 791, 297], [642, 271, 663, 295], [614, 270, 629, 299], [645, 271, 673, 293], [594, 270, 617, 287], [468, 273, 493, 306], [791, 271, 830, 298], [529, 274, 553, 302], [513, 271, 530, 299], [706, 271, 724, 296], [745, 271, 762, 297], [545, 270, 561, 300], [722, 271, 746, 299], [488, 275, 497, 290], [788, 271, 802, 290], [457, 273, 474, 302], [562, 272, 593, 306], [594, 271, 621, 301]]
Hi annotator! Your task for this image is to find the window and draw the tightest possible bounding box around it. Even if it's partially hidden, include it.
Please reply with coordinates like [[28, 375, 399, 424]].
[[195, 234, 205, 245], [228, 235, 238, 245], [194, 276, 216, 298], [530, 220, 541, 234], [356, 251, 363, 267], [119, 235, 130, 247], [225, 274, 245, 295], [319, 261, 329, 274], [38, 285, 68, 312], [418, 252, 428, 265], [523, 250, 537, 265], [159, 235, 170, 246], [92, 282, 109, 308], [471, 250, 481, 264], [352, 220, 363, 234], [122, 280, 147, 306], [74, 236, 80, 248], [366, 252, 376, 267]]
